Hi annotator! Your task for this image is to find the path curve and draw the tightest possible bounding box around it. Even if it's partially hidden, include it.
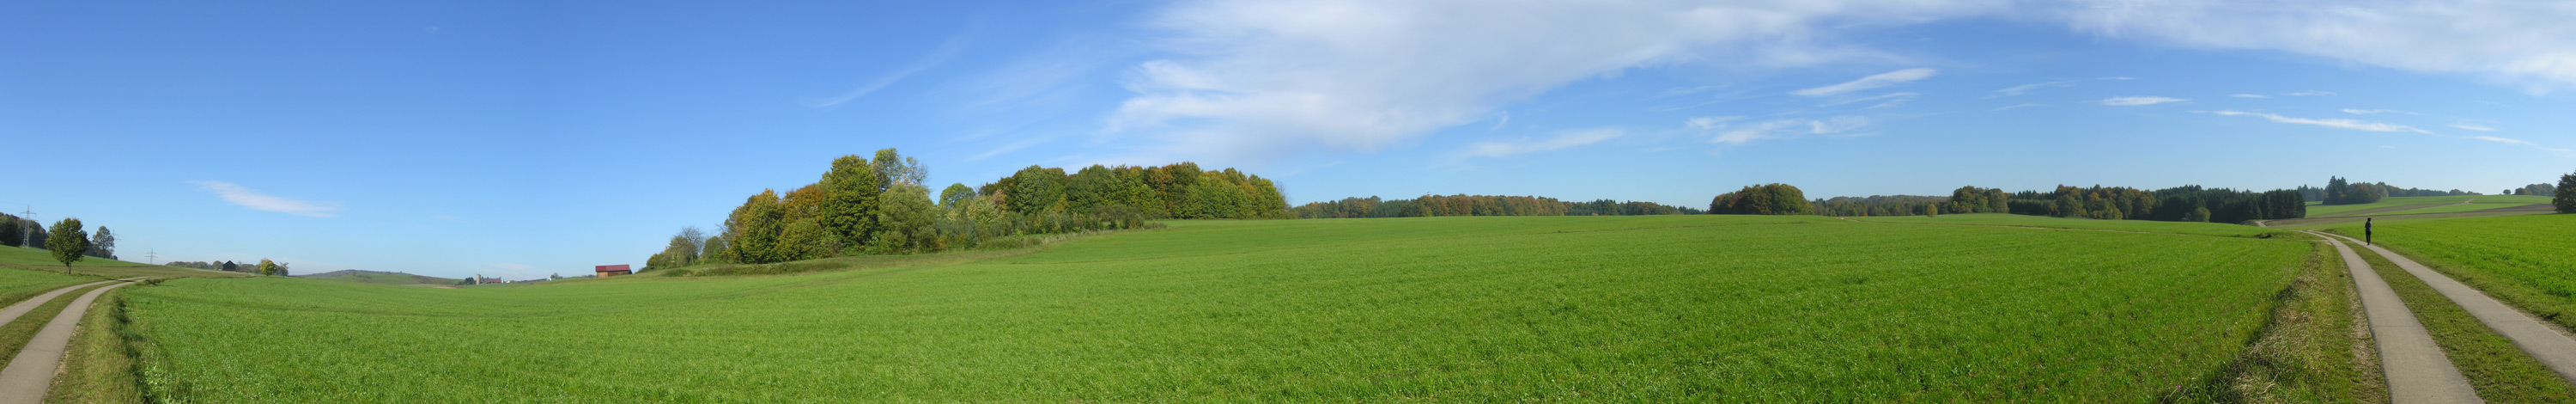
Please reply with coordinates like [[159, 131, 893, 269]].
[[0, 279, 143, 404], [0, 279, 141, 329], [2318, 231, 2576, 384], [2306, 231, 2481, 403]]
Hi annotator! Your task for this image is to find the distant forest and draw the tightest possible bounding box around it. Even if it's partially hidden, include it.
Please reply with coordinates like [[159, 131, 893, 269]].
[[1765, 184, 2307, 223], [1289, 195, 1701, 218]]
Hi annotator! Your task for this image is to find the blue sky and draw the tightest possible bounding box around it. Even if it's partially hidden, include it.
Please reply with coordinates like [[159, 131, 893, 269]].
[[4, 1, 2572, 279]]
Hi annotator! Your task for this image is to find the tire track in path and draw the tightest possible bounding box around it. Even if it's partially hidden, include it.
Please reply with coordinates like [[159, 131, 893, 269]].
[[0, 278, 146, 404], [2318, 231, 2576, 384], [2308, 231, 2481, 403]]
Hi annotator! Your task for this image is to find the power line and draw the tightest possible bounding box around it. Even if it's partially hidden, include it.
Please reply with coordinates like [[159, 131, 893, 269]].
[[145, 249, 157, 266]]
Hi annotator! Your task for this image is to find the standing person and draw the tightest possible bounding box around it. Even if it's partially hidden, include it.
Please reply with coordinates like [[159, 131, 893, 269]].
[[2365, 217, 2374, 246]]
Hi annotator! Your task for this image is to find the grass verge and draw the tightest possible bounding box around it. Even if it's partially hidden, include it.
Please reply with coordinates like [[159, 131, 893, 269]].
[[2169, 242, 2386, 402], [2357, 244, 2576, 401], [52, 289, 145, 403]]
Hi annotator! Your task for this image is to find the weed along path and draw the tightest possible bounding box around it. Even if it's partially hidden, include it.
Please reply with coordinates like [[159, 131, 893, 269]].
[[0, 278, 145, 404], [2308, 231, 2481, 402], [2318, 231, 2576, 383]]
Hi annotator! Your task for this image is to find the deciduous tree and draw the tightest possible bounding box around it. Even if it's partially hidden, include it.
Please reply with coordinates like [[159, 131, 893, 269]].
[[2556, 171, 2576, 213], [819, 155, 882, 254], [46, 218, 87, 273], [726, 189, 787, 264]]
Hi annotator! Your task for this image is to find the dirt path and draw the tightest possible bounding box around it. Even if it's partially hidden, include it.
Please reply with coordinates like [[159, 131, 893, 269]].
[[0, 279, 143, 404], [2306, 231, 2481, 402], [2318, 231, 2576, 384]]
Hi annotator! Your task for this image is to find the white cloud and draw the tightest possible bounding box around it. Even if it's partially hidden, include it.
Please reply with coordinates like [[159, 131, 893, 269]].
[[1820, 92, 1918, 107], [190, 181, 343, 217], [1685, 116, 1743, 130], [2471, 135, 2530, 145], [2062, 1, 2576, 92], [2341, 108, 2414, 115], [1809, 116, 1871, 134], [2207, 110, 2431, 134], [1660, 85, 1729, 96], [2449, 123, 2498, 132], [2101, 96, 2187, 106], [1991, 80, 2075, 96], [2232, 94, 2269, 98], [1108, 1, 2008, 162], [1791, 68, 1938, 96], [1456, 128, 1625, 159], [1697, 115, 1867, 144]]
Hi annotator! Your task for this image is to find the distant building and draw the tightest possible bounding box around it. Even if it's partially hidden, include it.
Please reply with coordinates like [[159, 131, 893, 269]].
[[595, 264, 632, 277]]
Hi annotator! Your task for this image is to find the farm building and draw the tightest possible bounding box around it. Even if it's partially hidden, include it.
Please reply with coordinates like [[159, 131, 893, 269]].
[[596, 265, 632, 277]]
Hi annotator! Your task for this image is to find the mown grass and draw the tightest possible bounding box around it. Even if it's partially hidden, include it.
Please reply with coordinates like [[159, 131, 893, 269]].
[[0, 266, 96, 313], [2350, 242, 2576, 401], [0, 246, 244, 279], [2306, 195, 2552, 217], [2322, 213, 2576, 329], [300, 272, 458, 285], [1845, 213, 2297, 238], [2373, 201, 2549, 216], [123, 216, 2318, 401]]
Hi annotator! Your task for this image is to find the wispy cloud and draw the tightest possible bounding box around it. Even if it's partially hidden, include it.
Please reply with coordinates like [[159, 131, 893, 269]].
[[1991, 80, 2075, 97], [2101, 96, 2187, 106], [2232, 94, 2269, 99], [1697, 115, 1868, 145], [2341, 108, 2415, 115], [1456, 128, 1624, 159], [2207, 111, 2431, 134], [2470, 135, 2530, 145], [805, 33, 972, 108], [1820, 92, 1918, 107], [1685, 116, 1743, 130], [1791, 68, 1937, 96], [190, 181, 343, 217], [1659, 85, 1729, 96], [2449, 123, 2498, 132]]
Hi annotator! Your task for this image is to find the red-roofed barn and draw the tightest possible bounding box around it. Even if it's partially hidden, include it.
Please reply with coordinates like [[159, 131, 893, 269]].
[[596, 265, 632, 277]]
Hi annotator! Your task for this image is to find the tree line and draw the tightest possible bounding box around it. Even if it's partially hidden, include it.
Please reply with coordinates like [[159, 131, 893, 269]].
[[2302, 178, 2477, 205], [0, 213, 118, 260], [1708, 183, 2306, 223], [2511, 182, 2558, 197], [1290, 195, 1700, 218], [164, 260, 291, 276], [646, 150, 1291, 270]]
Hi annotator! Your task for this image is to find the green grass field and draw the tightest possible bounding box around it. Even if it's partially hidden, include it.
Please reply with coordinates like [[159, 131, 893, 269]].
[[298, 270, 461, 286], [1846, 213, 2298, 237], [112, 216, 2345, 401], [0, 246, 243, 279], [2322, 213, 2576, 329], [2303, 195, 2552, 217]]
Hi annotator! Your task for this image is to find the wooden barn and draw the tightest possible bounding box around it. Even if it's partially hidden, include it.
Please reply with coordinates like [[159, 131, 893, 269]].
[[595, 265, 632, 277]]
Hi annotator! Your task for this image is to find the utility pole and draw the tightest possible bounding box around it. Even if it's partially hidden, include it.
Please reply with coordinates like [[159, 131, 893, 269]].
[[145, 249, 157, 265], [15, 205, 30, 224]]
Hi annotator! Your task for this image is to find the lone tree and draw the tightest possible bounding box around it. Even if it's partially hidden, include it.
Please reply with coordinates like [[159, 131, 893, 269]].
[[2555, 170, 2576, 213], [46, 218, 89, 274], [257, 259, 278, 276]]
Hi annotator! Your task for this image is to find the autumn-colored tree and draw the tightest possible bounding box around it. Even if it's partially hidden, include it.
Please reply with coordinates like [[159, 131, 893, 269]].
[[257, 259, 279, 276], [726, 189, 787, 264]]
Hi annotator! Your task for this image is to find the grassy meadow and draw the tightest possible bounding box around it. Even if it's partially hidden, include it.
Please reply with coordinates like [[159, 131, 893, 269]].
[[2303, 195, 2552, 217], [1845, 213, 2300, 237], [105, 215, 2354, 401]]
